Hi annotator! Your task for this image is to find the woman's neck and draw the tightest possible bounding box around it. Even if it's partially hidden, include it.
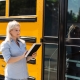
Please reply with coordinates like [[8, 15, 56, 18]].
[[11, 37, 20, 47], [11, 37, 17, 42]]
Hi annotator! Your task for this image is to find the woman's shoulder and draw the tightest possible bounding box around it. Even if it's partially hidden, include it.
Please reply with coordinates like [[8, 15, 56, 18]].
[[1, 40, 9, 47], [0, 40, 10, 51]]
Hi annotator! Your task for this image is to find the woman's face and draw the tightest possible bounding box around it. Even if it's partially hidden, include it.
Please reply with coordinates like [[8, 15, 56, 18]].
[[10, 26, 20, 39]]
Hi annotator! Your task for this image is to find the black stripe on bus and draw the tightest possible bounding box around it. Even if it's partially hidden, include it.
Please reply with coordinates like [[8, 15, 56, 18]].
[[0, 36, 36, 43], [0, 18, 37, 22]]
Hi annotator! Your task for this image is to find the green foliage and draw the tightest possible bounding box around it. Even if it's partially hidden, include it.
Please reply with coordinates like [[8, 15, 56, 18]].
[[68, 10, 80, 22]]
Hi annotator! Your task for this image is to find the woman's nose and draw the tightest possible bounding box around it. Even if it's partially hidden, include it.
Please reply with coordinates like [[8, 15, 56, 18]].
[[18, 31, 20, 34]]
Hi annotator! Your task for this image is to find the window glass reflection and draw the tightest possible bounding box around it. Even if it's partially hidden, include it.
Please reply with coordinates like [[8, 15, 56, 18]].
[[44, 44, 58, 80], [0, 1, 5, 16], [68, 0, 80, 22], [44, 0, 59, 36], [66, 24, 80, 46], [9, 0, 36, 16], [66, 0, 80, 41], [66, 0, 80, 80], [66, 46, 80, 80]]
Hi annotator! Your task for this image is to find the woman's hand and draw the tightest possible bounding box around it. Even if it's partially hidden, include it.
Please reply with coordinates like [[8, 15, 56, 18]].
[[26, 52, 37, 61], [32, 52, 37, 58]]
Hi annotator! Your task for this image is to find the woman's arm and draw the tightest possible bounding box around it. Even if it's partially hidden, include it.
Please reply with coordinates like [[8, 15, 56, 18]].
[[7, 51, 27, 64], [7, 55, 24, 64]]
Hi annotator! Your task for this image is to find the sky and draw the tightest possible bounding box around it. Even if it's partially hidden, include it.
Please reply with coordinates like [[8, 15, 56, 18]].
[[68, 0, 80, 16]]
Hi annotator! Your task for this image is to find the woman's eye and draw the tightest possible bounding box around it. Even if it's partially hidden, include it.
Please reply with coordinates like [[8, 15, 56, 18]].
[[15, 30, 20, 32], [16, 30, 18, 31]]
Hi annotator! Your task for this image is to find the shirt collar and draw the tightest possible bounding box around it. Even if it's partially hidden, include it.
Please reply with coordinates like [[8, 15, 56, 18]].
[[10, 38, 20, 42]]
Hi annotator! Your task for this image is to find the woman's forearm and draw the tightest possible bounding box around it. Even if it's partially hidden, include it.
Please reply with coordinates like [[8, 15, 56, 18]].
[[7, 55, 24, 64], [7, 51, 27, 64]]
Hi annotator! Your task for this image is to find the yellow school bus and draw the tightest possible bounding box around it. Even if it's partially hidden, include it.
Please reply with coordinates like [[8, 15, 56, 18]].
[[0, 0, 43, 80], [1, 0, 80, 80]]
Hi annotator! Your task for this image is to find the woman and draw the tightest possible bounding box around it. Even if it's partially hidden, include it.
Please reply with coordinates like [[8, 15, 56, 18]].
[[0, 20, 36, 80]]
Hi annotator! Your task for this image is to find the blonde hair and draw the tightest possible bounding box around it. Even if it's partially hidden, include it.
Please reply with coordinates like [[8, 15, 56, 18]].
[[68, 24, 77, 38], [5, 20, 20, 41]]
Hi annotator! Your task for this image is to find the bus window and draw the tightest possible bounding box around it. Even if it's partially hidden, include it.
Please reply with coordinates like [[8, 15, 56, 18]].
[[0, 0, 6, 16], [9, 0, 36, 16]]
